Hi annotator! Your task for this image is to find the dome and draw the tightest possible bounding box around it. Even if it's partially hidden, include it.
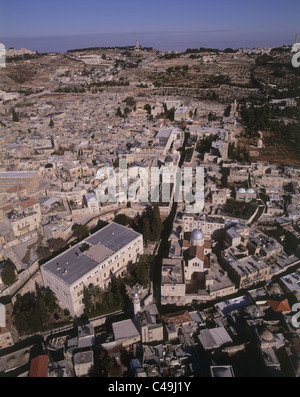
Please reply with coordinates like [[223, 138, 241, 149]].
[[191, 229, 204, 241], [260, 329, 273, 342], [164, 155, 173, 164], [237, 188, 246, 194], [246, 188, 255, 194]]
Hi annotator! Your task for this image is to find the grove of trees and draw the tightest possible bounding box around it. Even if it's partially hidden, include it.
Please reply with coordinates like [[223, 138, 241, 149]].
[[13, 285, 63, 335]]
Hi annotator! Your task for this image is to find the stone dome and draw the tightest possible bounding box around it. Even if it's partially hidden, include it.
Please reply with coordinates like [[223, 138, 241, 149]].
[[260, 329, 274, 342], [237, 188, 246, 194], [246, 188, 255, 194], [191, 229, 204, 241], [164, 155, 173, 164]]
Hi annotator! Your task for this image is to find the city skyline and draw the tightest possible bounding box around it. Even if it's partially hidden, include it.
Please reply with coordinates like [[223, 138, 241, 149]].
[[1, 0, 299, 52]]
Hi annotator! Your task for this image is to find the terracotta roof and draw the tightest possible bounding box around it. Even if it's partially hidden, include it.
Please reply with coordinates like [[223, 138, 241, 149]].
[[1, 204, 12, 212], [19, 199, 38, 209], [187, 241, 211, 263], [6, 185, 27, 194], [267, 298, 291, 312], [161, 310, 192, 325], [29, 355, 48, 377]]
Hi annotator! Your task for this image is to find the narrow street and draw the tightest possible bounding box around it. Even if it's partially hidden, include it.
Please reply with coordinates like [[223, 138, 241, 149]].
[[152, 131, 189, 310]]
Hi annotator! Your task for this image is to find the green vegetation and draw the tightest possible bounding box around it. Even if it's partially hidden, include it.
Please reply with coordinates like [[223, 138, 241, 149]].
[[114, 58, 141, 69], [144, 103, 151, 114], [90, 348, 122, 377], [123, 96, 136, 108], [113, 213, 131, 226], [55, 86, 86, 93], [185, 47, 220, 53], [12, 109, 19, 122], [72, 223, 89, 240], [91, 219, 108, 233], [87, 80, 130, 89], [127, 254, 152, 288], [132, 204, 164, 244], [82, 277, 128, 317], [13, 286, 62, 335], [82, 254, 152, 318], [224, 198, 248, 216], [1, 262, 16, 286], [228, 142, 250, 162], [240, 102, 300, 148], [196, 134, 217, 154]]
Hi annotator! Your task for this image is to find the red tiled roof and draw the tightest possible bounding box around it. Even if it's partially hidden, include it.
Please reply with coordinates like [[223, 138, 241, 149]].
[[19, 199, 38, 209], [29, 355, 48, 377], [161, 310, 192, 325], [268, 298, 291, 312], [6, 185, 26, 194]]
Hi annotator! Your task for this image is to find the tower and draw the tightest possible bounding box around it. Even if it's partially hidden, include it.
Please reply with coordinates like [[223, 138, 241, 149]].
[[295, 34, 298, 44], [126, 283, 143, 315], [132, 292, 141, 315]]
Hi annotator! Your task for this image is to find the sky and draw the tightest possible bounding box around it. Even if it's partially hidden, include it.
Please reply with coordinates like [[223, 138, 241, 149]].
[[0, 0, 299, 52]]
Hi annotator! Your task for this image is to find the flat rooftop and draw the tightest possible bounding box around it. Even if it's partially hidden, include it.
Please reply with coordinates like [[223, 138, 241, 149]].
[[112, 319, 140, 341], [225, 252, 269, 277], [86, 221, 140, 251], [198, 327, 232, 350], [42, 222, 141, 285], [281, 271, 300, 292], [161, 258, 184, 285]]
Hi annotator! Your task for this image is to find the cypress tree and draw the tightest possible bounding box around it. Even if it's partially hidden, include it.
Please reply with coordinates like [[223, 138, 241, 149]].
[[142, 217, 151, 245], [151, 204, 163, 241], [12, 109, 19, 122]]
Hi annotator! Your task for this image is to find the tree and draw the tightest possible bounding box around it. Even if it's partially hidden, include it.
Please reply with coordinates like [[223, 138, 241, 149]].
[[144, 104, 151, 114], [116, 107, 123, 118], [49, 118, 54, 128], [131, 255, 152, 288], [123, 107, 131, 117], [151, 204, 163, 241], [98, 349, 123, 377], [113, 214, 130, 226], [123, 96, 136, 108], [13, 286, 60, 335], [12, 109, 19, 122], [1, 263, 16, 286], [95, 219, 108, 231], [47, 238, 66, 252], [72, 224, 89, 240], [36, 246, 52, 260], [142, 217, 151, 245]]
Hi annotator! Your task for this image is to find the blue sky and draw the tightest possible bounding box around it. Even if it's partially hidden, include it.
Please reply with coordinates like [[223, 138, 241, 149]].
[[1, 0, 299, 51]]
